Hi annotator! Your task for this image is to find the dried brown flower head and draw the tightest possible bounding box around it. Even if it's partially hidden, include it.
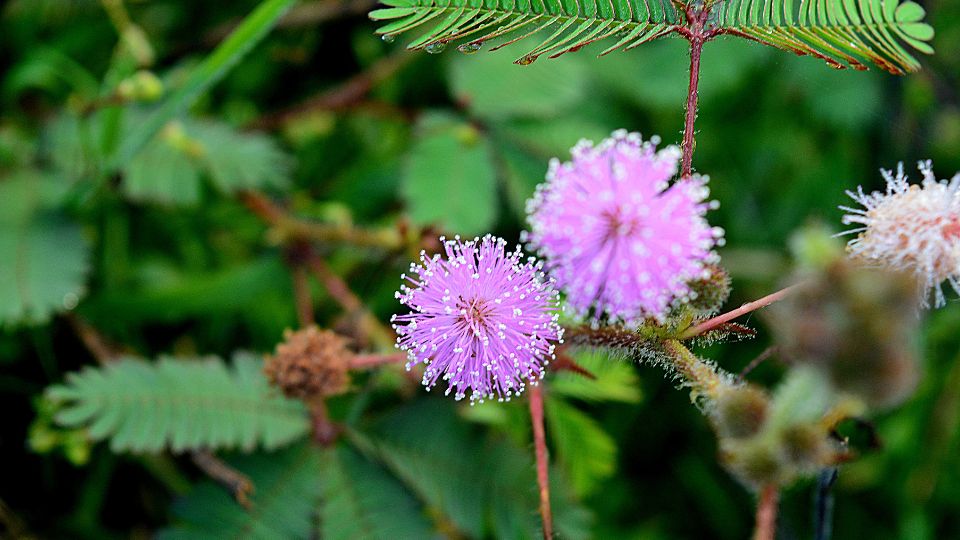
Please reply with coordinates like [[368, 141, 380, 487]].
[[264, 327, 352, 399]]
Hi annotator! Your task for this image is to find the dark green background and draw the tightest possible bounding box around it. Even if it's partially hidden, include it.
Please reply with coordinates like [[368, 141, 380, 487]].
[[2, 0, 959, 538]]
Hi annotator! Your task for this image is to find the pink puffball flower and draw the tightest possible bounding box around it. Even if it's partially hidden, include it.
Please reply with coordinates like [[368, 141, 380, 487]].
[[524, 130, 723, 323], [392, 235, 563, 403], [841, 161, 960, 308]]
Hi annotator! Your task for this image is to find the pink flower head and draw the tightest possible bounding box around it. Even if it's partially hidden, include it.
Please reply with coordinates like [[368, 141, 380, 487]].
[[524, 130, 723, 323], [392, 235, 562, 403]]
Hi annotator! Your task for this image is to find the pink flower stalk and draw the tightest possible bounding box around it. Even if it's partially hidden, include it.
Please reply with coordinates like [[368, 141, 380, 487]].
[[392, 235, 562, 402], [524, 130, 723, 323], [841, 161, 960, 308]]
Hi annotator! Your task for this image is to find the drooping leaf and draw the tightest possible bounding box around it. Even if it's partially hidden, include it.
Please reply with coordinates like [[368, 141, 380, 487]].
[[371, 0, 679, 65], [46, 352, 309, 453], [402, 112, 497, 235], [158, 442, 323, 540], [318, 444, 435, 540], [715, 0, 934, 74], [0, 170, 90, 326], [545, 396, 618, 497]]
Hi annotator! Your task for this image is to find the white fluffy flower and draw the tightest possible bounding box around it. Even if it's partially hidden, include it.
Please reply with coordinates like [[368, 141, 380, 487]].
[[840, 161, 960, 308]]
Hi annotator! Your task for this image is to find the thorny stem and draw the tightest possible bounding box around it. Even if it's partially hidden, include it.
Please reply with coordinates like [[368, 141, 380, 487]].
[[678, 2, 717, 177], [682, 27, 704, 177], [529, 384, 553, 540], [753, 483, 779, 540], [679, 282, 804, 340]]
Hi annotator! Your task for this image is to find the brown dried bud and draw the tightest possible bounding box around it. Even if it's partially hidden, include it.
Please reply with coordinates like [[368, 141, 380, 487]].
[[711, 384, 770, 439], [264, 327, 352, 399]]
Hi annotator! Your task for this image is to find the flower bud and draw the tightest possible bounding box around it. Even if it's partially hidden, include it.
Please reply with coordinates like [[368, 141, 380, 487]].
[[117, 70, 164, 103], [710, 383, 770, 439], [686, 264, 732, 317]]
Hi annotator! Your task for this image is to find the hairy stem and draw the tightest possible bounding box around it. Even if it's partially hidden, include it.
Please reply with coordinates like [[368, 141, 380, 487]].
[[679, 283, 803, 339], [662, 338, 728, 399], [754, 483, 779, 540], [529, 384, 553, 540]]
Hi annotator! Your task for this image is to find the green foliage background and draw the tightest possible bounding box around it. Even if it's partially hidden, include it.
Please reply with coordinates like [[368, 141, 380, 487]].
[[1, 0, 959, 538]]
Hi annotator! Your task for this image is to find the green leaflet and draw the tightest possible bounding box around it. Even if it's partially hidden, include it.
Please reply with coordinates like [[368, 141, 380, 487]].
[[714, 0, 934, 74], [370, 0, 679, 65], [46, 352, 309, 453], [371, 0, 932, 74]]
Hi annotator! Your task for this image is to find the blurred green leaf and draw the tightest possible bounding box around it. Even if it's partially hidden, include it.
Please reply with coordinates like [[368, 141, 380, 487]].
[[123, 129, 202, 205], [402, 112, 497, 235], [47, 352, 309, 453], [0, 170, 89, 326], [352, 398, 592, 539], [451, 48, 588, 120], [159, 442, 323, 540], [108, 0, 296, 171], [545, 396, 618, 497], [551, 350, 643, 404], [190, 120, 291, 193], [319, 444, 435, 540]]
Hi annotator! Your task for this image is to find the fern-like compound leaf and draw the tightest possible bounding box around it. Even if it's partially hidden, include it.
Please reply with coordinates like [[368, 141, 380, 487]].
[[370, 0, 681, 65], [714, 0, 934, 74], [46, 352, 309, 453]]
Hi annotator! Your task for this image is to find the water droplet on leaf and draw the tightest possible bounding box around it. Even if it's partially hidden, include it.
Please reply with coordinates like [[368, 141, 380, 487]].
[[381, 34, 396, 43], [457, 41, 483, 54], [515, 54, 538, 65], [425, 42, 446, 54]]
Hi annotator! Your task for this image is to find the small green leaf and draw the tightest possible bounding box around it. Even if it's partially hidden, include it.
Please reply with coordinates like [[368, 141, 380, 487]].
[[895, 2, 926, 23], [402, 112, 497, 235]]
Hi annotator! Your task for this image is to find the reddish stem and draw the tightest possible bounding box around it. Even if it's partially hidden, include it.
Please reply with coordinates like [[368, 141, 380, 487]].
[[290, 264, 315, 327], [679, 283, 803, 339], [528, 384, 553, 539], [680, 4, 711, 178], [753, 484, 779, 540], [349, 353, 407, 369]]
